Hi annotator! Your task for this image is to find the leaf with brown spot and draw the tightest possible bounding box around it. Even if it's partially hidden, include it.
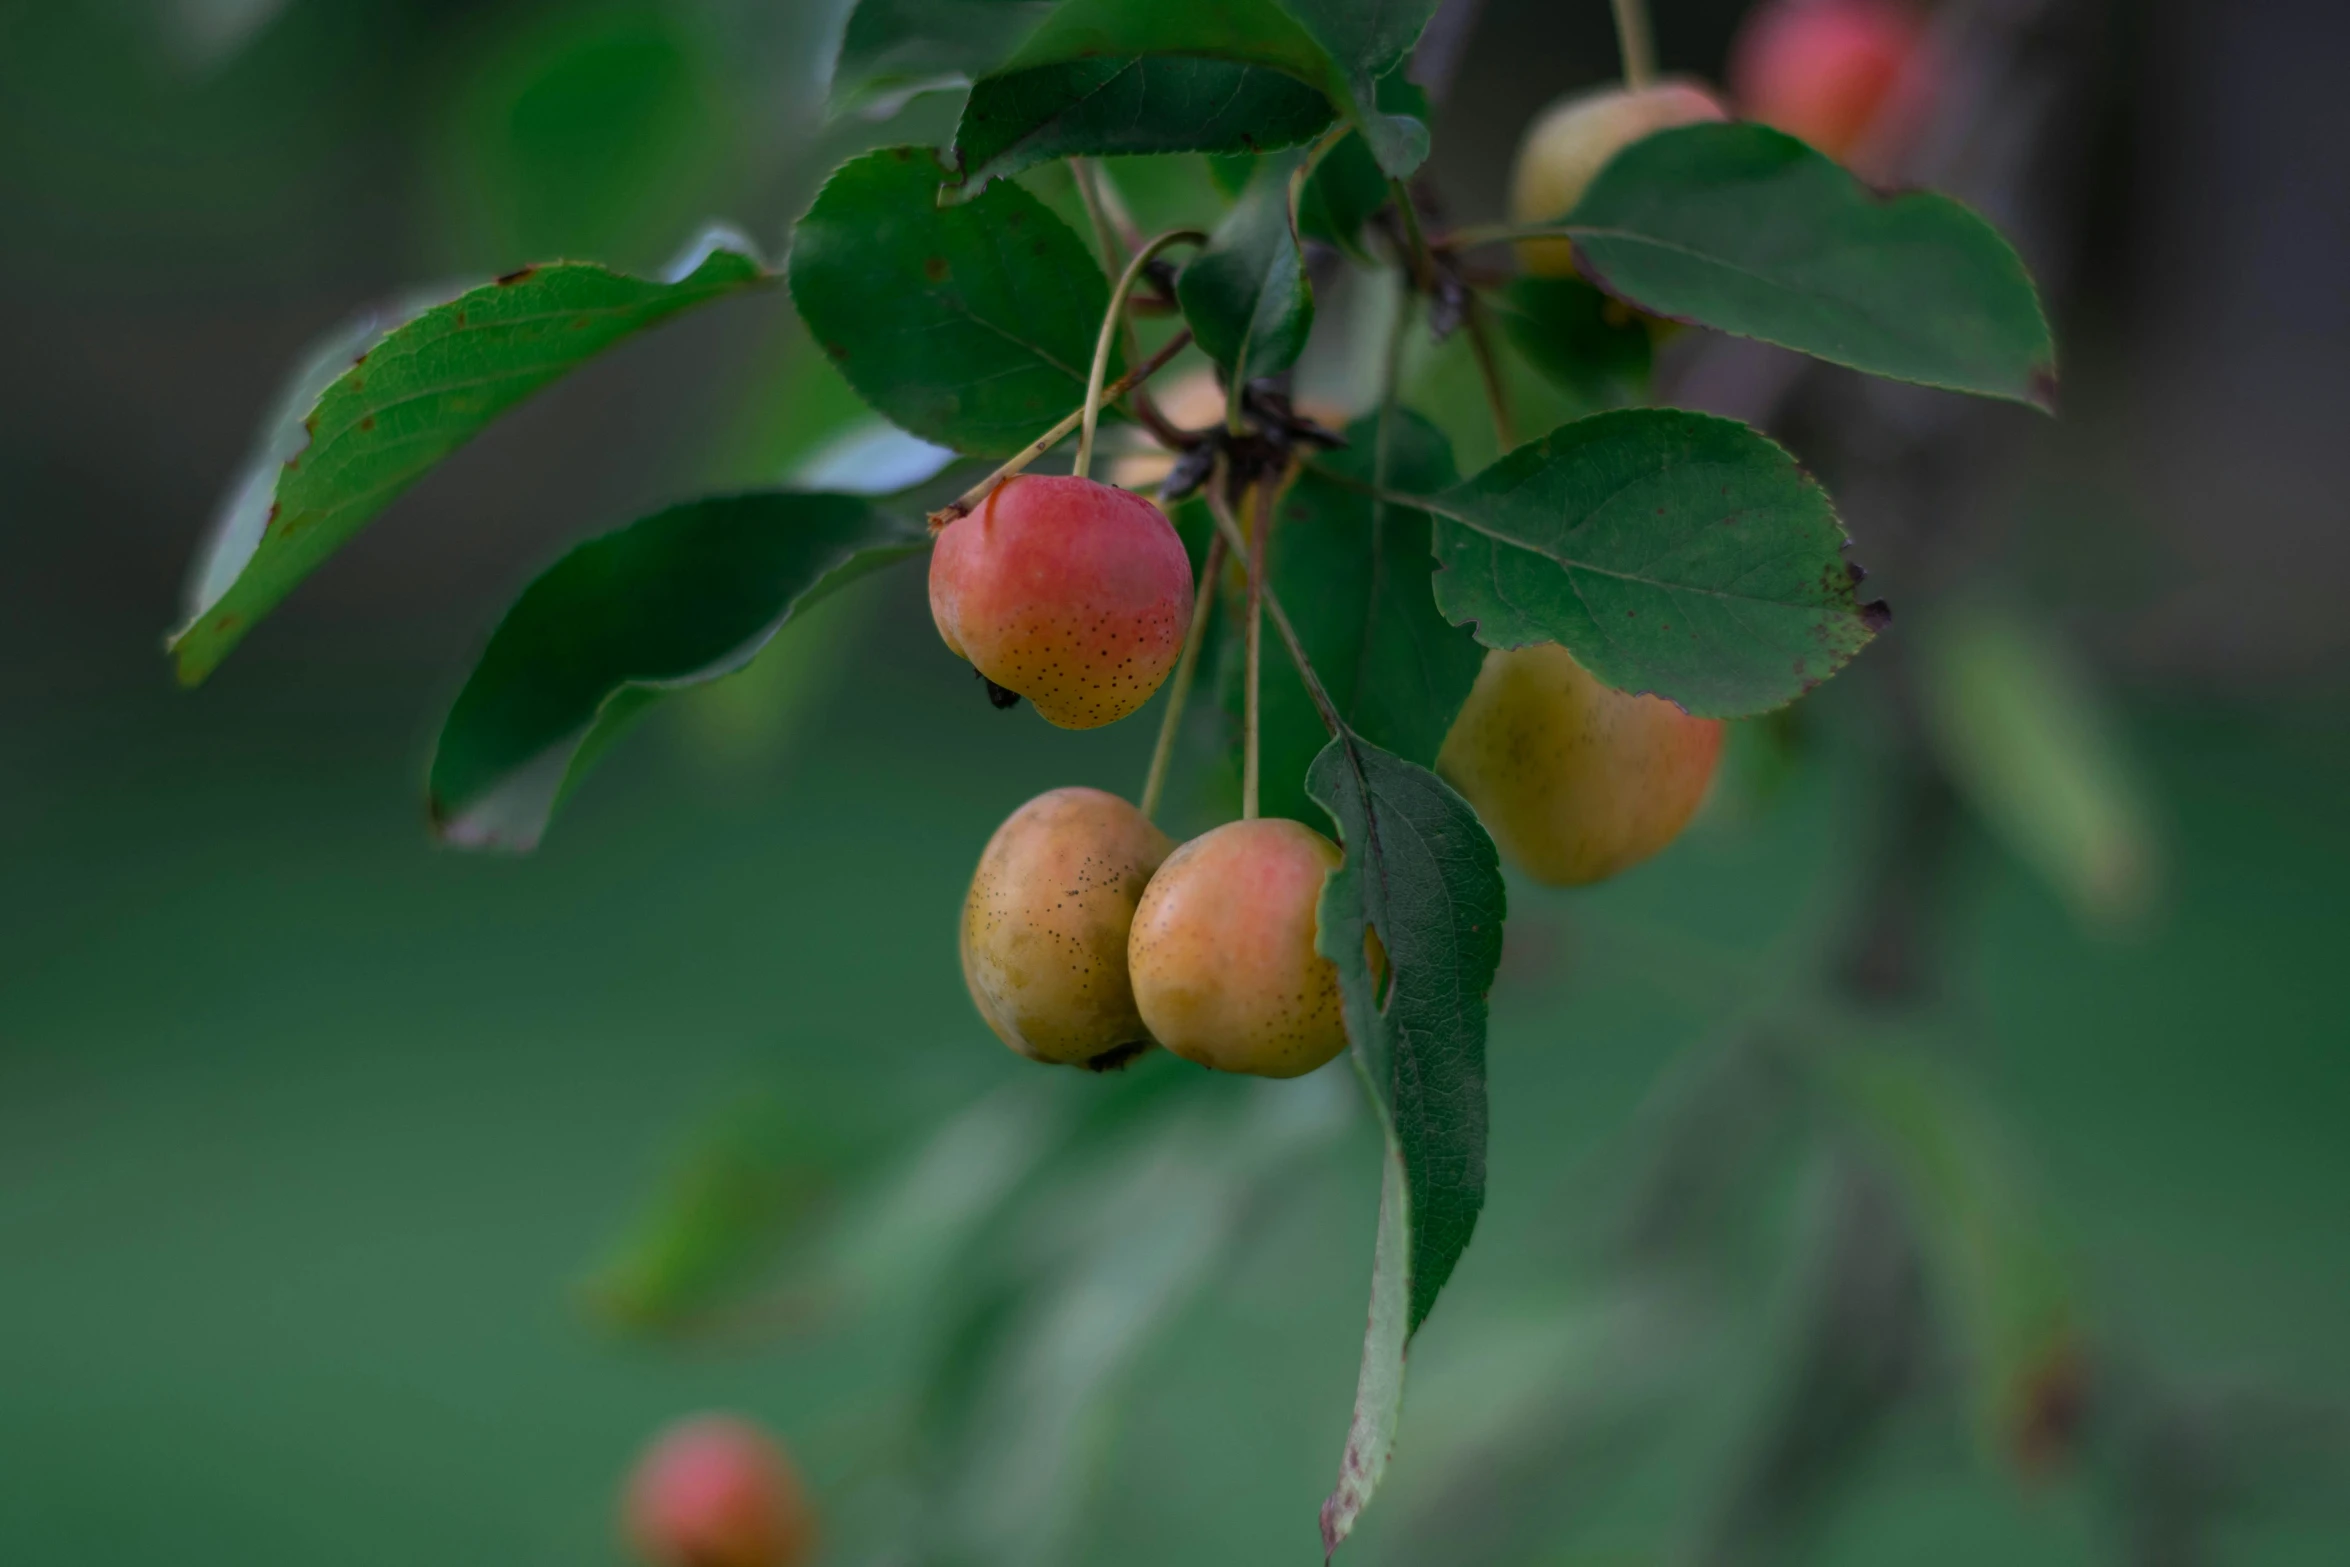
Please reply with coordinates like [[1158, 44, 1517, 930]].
[[170, 233, 771, 685], [1418, 409, 1883, 718]]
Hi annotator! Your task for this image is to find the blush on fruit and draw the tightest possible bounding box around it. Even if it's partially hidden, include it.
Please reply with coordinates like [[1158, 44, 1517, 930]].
[[1729, 0, 1932, 168], [1128, 817, 1349, 1079], [622, 1414, 814, 1567], [1438, 644, 1724, 887], [930, 474, 1195, 730]]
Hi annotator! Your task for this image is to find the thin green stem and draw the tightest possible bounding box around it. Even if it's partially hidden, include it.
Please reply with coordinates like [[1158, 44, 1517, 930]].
[[1611, 0, 1657, 89], [1204, 480, 1345, 740], [1288, 120, 1354, 217], [1242, 482, 1265, 819], [1078, 229, 1206, 481], [1388, 179, 1439, 295], [1463, 294, 1518, 452], [929, 329, 1195, 529], [1138, 531, 1225, 824], [1068, 157, 1126, 271]]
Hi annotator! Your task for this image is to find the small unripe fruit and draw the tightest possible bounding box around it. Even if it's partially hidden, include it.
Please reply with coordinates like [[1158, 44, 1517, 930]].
[[1128, 818, 1348, 1079], [623, 1414, 813, 1567], [930, 474, 1195, 729], [1510, 81, 1729, 277], [1729, 0, 1929, 167], [962, 786, 1173, 1068], [1438, 644, 1724, 887]]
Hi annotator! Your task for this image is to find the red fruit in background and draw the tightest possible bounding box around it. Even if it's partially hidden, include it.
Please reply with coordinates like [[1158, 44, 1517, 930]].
[[929, 474, 1195, 730], [1729, 0, 1932, 168], [623, 1413, 814, 1567]]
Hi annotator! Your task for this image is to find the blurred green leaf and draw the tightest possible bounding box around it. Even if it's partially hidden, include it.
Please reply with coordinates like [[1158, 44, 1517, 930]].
[[1916, 606, 2162, 932], [921, 1076, 1353, 1564], [789, 147, 1112, 456], [583, 1089, 839, 1333], [828, 0, 1059, 113], [1806, 1039, 2078, 1469], [1240, 410, 1481, 823], [1423, 409, 1885, 718], [1177, 149, 1313, 383], [948, 57, 1333, 196], [1558, 124, 2056, 407], [429, 492, 926, 851], [1489, 275, 1653, 411], [432, 7, 734, 269], [1307, 737, 1506, 1551], [171, 233, 771, 685]]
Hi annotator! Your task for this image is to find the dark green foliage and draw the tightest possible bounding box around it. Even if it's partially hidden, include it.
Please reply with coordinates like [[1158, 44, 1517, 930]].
[[1424, 409, 1884, 717], [430, 492, 925, 850], [789, 148, 1113, 456]]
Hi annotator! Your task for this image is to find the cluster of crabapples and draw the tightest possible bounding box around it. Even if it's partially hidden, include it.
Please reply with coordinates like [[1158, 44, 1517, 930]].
[[935, 0, 1936, 1079], [934, 472, 1721, 1077]]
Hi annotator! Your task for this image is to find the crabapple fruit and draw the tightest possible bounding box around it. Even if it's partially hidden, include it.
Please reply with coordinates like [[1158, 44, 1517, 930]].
[[1509, 80, 1728, 277], [1729, 0, 1930, 168], [623, 1413, 813, 1567], [962, 786, 1173, 1068], [1127, 818, 1348, 1079], [930, 474, 1195, 729], [1438, 644, 1724, 887]]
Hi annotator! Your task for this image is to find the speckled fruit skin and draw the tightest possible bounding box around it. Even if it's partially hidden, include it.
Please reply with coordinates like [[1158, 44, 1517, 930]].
[[1438, 644, 1725, 887], [962, 787, 1174, 1068], [1730, 0, 1925, 165], [1510, 81, 1728, 277], [930, 474, 1195, 730], [1128, 818, 1349, 1079], [623, 1414, 814, 1567]]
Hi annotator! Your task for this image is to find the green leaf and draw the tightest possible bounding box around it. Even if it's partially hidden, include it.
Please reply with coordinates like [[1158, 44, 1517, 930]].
[[948, 57, 1334, 196], [1176, 149, 1314, 383], [1489, 274, 1652, 411], [1247, 410, 1483, 823], [1270, 0, 1441, 176], [169, 233, 771, 685], [1293, 70, 1424, 258], [1307, 735, 1505, 1551], [1915, 605, 2162, 931], [429, 492, 926, 851], [1562, 123, 2056, 407], [1421, 409, 1886, 718], [997, 0, 1436, 179], [828, 0, 1059, 113], [789, 147, 1113, 457]]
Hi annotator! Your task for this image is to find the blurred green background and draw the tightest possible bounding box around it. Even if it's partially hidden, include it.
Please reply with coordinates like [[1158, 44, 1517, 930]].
[[4, 2, 2347, 1564]]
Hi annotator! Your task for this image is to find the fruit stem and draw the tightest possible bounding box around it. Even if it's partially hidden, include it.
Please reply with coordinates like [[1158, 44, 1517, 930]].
[[1242, 480, 1265, 820], [1070, 155, 1143, 256], [1611, 0, 1657, 90], [1387, 180, 1440, 297], [1463, 293, 1518, 451], [1070, 161, 1193, 451], [929, 329, 1196, 531], [1077, 229, 1207, 482], [1139, 530, 1226, 823], [1204, 477, 1345, 742]]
